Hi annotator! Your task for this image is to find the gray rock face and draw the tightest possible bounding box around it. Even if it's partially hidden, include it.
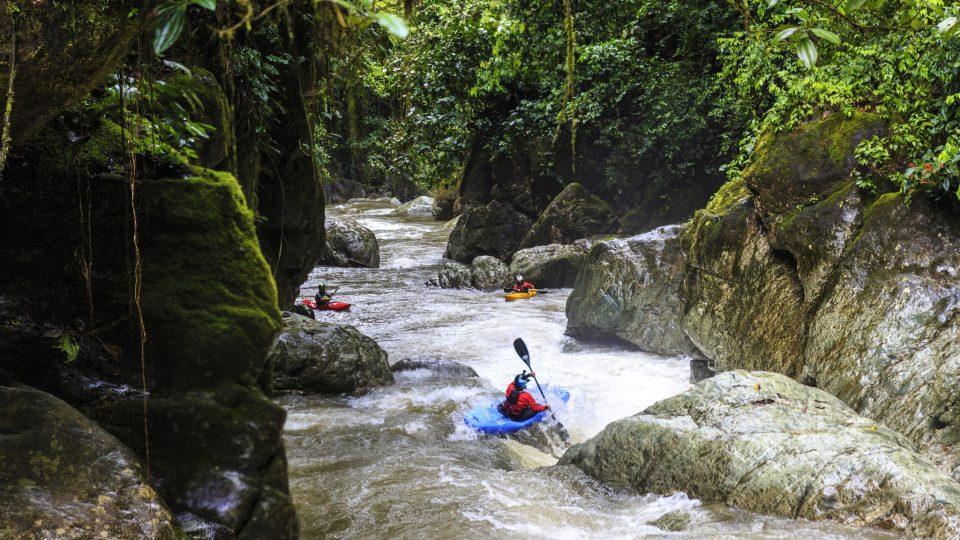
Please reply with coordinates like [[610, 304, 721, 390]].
[[443, 201, 534, 263], [509, 242, 589, 288], [561, 371, 960, 538], [270, 313, 393, 394], [323, 217, 381, 268], [519, 183, 617, 249], [430, 261, 474, 289], [565, 225, 702, 357], [0, 385, 178, 539], [391, 357, 479, 378], [428, 257, 511, 292], [393, 195, 435, 216], [470, 255, 512, 291]]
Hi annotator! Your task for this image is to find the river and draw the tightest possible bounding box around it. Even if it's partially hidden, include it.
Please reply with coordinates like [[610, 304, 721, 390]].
[[280, 198, 892, 539]]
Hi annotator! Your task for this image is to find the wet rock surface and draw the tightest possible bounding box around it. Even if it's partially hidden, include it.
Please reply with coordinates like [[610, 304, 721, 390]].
[[271, 312, 393, 394], [323, 217, 381, 268], [0, 385, 178, 540], [562, 371, 960, 538], [566, 225, 702, 357], [509, 242, 589, 288], [391, 357, 479, 378]]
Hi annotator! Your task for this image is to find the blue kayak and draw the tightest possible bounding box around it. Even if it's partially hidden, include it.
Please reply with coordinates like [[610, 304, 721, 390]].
[[464, 388, 569, 434]]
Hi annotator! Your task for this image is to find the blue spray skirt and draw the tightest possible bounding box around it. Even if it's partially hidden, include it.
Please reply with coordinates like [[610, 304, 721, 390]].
[[464, 387, 569, 434]]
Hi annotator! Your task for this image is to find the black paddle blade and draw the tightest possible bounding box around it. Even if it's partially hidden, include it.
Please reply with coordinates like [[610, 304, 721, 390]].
[[513, 338, 531, 368]]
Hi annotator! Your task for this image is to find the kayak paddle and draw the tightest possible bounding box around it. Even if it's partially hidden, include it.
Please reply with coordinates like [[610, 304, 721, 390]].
[[512, 338, 569, 441], [503, 288, 550, 294]]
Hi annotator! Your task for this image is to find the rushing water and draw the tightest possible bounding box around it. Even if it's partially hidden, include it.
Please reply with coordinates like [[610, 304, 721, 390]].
[[281, 199, 893, 539]]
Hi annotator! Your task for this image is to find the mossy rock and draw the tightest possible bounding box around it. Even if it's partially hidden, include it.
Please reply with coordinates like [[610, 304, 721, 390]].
[[0, 385, 179, 539], [0, 1, 148, 146], [140, 168, 282, 391], [519, 183, 617, 249], [743, 112, 886, 223], [444, 201, 534, 263], [561, 371, 960, 538]]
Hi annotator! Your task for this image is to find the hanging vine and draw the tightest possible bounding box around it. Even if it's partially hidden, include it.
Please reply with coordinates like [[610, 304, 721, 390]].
[[117, 57, 151, 479], [0, 17, 16, 177], [553, 0, 576, 174]]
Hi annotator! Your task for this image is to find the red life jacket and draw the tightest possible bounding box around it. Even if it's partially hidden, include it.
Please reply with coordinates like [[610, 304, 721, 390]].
[[502, 382, 546, 417], [512, 281, 535, 292]]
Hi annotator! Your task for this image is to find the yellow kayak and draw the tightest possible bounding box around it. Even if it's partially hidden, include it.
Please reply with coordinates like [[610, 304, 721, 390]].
[[505, 290, 537, 302]]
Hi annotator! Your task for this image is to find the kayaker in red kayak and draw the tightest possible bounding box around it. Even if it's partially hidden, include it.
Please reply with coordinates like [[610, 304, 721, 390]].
[[315, 284, 333, 308], [499, 371, 549, 421], [512, 275, 535, 293]]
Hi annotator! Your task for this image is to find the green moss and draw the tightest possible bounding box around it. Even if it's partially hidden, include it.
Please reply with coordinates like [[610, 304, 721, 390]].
[[705, 177, 750, 216], [141, 167, 280, 389]]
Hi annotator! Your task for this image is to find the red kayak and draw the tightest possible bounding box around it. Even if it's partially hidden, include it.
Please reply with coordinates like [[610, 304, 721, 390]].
[[302, 299, 351, 311]]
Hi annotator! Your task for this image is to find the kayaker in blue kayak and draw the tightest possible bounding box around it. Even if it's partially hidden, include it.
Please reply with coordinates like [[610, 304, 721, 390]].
[[499, 371, 549, 421], [512, 275, 535, 293]]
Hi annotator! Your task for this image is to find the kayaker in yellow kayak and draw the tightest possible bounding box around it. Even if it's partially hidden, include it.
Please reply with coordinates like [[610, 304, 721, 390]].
[[511, 275, 535, 293]]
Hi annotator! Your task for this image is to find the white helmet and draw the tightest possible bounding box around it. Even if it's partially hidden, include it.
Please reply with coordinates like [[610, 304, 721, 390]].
[[516, 275, 523, 281]]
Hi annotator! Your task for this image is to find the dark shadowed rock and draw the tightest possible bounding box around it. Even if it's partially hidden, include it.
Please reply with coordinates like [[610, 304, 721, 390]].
[[270, 312, 393, 394], [443, 201, 534, 263], [509, 242, 589, 288], [322, 217, 380, 268], [0, 385, 178, 539], [391, 357, 479, 378], [566, 225, 702, 357], [519, 183, 617, 249], [562, 371, 960, 538]]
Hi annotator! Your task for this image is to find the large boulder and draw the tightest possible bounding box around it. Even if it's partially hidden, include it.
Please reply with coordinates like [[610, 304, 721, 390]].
[[432, 186, 457, 220], [428, 256, 511, 291], [566, 225, 702, 357], [0, 385, 178, 539], [561, 371, 960, 538], [428, 261, 474, 289], [680, 113, 960, 477], [470, 255, 512, 291], [393, 195, 435, 216], [270, 313, 393, 394], [443, 201, 534, 263], [519, 183, 617, 249], [322, 217, 380, 268], [391, 357, 479, 378], [509, 241, 590, 288]]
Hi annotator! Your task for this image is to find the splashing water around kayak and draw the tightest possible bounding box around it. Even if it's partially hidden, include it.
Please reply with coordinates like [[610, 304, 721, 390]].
[[281, 198, 896, 539]]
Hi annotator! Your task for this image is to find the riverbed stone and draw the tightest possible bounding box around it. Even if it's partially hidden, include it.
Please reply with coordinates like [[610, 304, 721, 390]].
[[393, 195, 435, 216], [270, 312, 393, 394], [566, 225, 702, 357], [391, 357, 479, 378], [444, 201, 534, 263], [471, 255, 512, 291], [323, 217, 381, 268], [0, 385, 178, 539], [561, 371, 960, 538], [509, 242, 589, 288], [519, 183, 617, 249]]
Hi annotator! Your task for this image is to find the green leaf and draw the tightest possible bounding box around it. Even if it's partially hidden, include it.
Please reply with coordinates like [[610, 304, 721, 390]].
[[846, 0, 868, 11], [811, 28, 841, 45], [153, 4, 187, 55], [190, 0, 216, 10], [796, 37, 818, 69], [937, 16, 957, 35], [767, 0, 781, 7], [57, 335, 80, 363], [774, 26, 799, 41], [373, 12, 409, 39]]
